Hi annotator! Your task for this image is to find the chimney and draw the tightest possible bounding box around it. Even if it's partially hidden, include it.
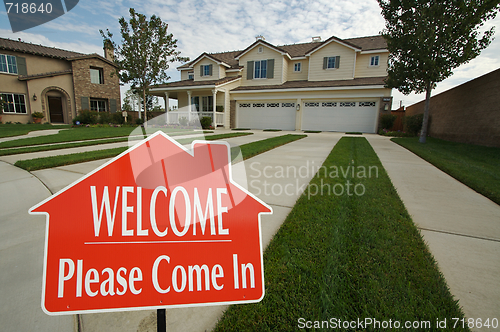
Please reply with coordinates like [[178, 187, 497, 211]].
[[103, 40, 114, 61], [312, 36, 321, 42], [255, 35, 265, 41]]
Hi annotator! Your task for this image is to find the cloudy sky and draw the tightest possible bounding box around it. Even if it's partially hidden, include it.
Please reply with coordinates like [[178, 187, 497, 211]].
[[1, 0, 499, 108]]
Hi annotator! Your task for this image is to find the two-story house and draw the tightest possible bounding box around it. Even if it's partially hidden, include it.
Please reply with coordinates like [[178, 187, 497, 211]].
[[0, 37, 121, 124], [150, 35, 392, 133]]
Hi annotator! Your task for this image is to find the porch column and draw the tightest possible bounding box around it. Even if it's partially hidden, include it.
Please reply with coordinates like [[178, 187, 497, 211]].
[[187, 90, 192, 122], [164, 92, 169, 124], [212, 89, 217, 128]]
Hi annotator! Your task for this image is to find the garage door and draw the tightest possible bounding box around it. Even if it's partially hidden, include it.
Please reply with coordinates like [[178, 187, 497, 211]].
[[237, 101, 296, 130], [301, 101, 378, 133]]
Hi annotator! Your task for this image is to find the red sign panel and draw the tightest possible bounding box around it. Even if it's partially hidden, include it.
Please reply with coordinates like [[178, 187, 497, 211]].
[[29, 132, 272, 314]]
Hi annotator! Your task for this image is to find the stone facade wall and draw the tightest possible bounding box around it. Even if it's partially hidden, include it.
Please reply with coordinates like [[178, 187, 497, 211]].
[[406, 68, 500, 147], [71, 58, 121, 114], [230, 100, 236, 128]]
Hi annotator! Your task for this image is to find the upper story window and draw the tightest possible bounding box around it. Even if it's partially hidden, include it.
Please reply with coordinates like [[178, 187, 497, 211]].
[[1, 93, 26, 114], [200, 64, 213, 77], [254, 60, 267, 79], [258, 46, 264, 53], [323, 56, 340, 69], [90, 99, 107, 112], [370, 55, 380, 66], [188, 72, 194, 80], [294, 62, 301, 72], [0, 54, 18, 74], [90, 67, 104, 84]]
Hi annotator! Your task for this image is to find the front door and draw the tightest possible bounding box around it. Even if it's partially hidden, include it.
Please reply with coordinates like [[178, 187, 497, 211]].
[[48, 96, 64, 123]]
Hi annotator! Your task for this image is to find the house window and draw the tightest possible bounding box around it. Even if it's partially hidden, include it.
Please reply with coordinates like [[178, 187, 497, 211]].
[[327, 57, 336, 69], [294, 62, 301, 72], [90, 99, 107, 112], [254, 60, 267, 79], [201, 65, 213, 77], [1, 93, 26, 114], [90, 67, 104, 84], [188, 72, 194, 80], [258, 46, 263, 53], [0, 54, 18, 74], [201, 96, 213, 112], [370, 56, 380, 66]]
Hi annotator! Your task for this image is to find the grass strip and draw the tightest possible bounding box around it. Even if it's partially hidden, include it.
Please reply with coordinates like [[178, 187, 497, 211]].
[[0, 126, 205, 148], [304, 130, 321, 133], [392, 137, 500, 205], [0, 130, 216, 156], [14, 132, 252, 171], [0, 124, 72, 138], [263, 129, 282, 132], [234, 134, 306, 160], [214, 137, 467, 331], [346, 131, 363, 135]]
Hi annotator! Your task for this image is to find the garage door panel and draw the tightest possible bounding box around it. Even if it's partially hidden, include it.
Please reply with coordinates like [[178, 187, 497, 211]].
[[302, 101, 378, 133], [237, 101, 296, 130]]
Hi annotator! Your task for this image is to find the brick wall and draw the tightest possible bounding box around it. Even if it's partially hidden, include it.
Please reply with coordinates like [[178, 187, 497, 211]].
[[406, 68, 500, 147], [71, 57, 121, 114]]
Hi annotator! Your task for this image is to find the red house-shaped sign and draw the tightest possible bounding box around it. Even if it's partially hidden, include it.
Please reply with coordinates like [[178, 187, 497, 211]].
[[29, 131, 272, 315]]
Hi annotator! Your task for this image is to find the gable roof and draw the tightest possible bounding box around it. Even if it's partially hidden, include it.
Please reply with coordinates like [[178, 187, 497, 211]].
[[177, 35, 387, 70]]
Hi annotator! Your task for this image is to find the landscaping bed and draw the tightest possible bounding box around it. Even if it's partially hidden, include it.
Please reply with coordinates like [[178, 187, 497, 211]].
[[214, 137, 467, 331], [392, 137, 500, 205]]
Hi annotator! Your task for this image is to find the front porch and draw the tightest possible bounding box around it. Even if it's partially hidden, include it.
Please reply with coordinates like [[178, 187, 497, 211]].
[[166, 110, 225, 127], [149, 76, 242, 129]]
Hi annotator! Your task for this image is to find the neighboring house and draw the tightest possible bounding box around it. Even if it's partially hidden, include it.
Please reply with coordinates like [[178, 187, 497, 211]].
[[150, 35, 392, 133], [0, 37, 121, 124]]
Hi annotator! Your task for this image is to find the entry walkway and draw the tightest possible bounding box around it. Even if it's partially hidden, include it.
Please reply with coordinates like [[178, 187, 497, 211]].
[[366, 135, 500, 325]]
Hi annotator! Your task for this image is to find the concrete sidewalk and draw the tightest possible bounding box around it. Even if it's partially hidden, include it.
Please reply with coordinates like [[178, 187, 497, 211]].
[[366, 135, 500, 326]]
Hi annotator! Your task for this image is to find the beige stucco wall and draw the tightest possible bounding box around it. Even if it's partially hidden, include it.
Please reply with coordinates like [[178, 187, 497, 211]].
[[308, 42, 356, 81], [29, 74, 75, 124], [354, 52, 389, 78], [287, 59, 308, 81], [239, 45, 284, 86], [225, 71, 240, 77], [194, 58, 220, 81]]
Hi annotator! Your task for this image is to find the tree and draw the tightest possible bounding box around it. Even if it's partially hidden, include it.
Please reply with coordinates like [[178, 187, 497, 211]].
[[100, 8, 188, 122], [377, 0, 499, 143]]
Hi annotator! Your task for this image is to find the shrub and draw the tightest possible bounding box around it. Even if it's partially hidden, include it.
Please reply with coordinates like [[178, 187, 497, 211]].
[[179, 117, 188, 126], [98, 112, 112, 124], [379, 114, 397, 130], [135, 117, 144, 125], [111, 112, 125, 124], [200, 116, 213, 129], [73, 110, 98, 125], [404, 113, 424, 136]]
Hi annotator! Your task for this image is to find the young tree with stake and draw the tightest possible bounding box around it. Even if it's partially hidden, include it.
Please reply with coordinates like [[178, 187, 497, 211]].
[[377, 0, 499, 143], [100, 8, 189, 123]]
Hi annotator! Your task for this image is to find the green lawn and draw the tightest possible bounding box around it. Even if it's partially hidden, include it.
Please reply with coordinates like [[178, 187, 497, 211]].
[[0, 126, 206, 148], [0, 123, 71, 138], [214, 137, 467, 331], [14, 132, 252, 171], [234, 134, 306, 161], [392, 137, 500, 205]]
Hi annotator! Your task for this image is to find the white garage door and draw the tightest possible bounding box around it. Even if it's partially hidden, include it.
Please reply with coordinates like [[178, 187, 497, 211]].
[[301, 101, 379, 133], [237, 101, 296, 130]]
